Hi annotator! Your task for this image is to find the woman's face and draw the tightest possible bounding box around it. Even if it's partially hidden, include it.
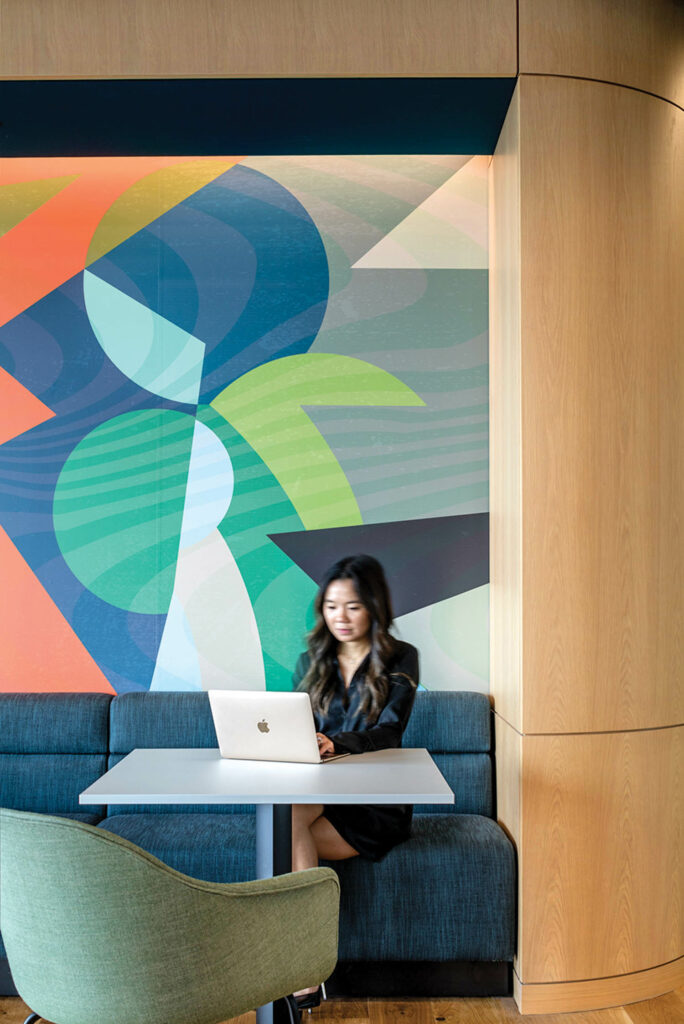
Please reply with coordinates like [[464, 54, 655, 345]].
[[322, 578, 372, 646]]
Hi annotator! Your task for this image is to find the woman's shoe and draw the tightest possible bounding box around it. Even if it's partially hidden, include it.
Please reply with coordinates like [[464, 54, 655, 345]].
[[294, 987, 321, 1010], [294, 981, 327, 1011]]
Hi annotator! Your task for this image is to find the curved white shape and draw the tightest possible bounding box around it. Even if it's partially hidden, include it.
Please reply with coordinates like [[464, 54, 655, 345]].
[[179, 420, 234, 550]]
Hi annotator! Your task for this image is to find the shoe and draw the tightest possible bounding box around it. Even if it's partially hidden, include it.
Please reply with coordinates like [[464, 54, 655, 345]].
[[294, 987, 321, 1010], [294, 981, 327, 1011]]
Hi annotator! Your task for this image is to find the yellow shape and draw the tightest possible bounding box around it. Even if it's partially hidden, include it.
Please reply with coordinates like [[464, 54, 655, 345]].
[[85, 158, 242, 265], [0, 175, 78, 236]]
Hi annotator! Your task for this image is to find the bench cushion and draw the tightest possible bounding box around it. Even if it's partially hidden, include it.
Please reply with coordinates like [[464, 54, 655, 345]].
[[404, 692, 491, 751], [0, 754, 108, 818], [0, 694, 112, 819], [98, 813, 256, 883], [326, 814, 516, 962], [0, 693, 112, 753], [107, 693, 250, 814], [109, 692, 217, 751]]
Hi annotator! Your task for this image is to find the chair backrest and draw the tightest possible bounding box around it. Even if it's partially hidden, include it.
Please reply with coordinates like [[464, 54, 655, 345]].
[[0, 807, 207, 1023], [0, 807, 339, 1024]]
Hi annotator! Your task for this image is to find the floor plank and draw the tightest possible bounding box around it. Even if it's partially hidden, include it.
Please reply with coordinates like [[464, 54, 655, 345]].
[[622, 988, 684, 1024], [0, 991, 682, 1024]]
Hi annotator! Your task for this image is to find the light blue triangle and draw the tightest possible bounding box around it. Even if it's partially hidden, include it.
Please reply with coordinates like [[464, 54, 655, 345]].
[[83, 270, 205, 404]]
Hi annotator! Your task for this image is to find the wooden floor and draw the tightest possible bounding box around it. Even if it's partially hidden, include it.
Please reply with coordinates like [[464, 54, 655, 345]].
[[2, 989, 684, 1024]]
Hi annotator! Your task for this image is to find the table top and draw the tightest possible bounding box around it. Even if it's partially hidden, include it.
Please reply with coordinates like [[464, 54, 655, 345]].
[[79, 746, 454, 806]]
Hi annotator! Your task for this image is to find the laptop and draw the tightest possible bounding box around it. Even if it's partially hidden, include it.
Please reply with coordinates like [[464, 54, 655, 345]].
[[208, 690, 349, 763]]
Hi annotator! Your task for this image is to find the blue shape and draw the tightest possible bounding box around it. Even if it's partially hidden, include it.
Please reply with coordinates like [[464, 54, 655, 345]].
[[88, 165, 329, 401], [71, 589, 164, 693]]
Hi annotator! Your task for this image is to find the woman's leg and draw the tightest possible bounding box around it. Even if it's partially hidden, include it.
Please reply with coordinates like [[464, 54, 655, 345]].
[[291, 803, 324, 871], [291, 804, 360, 869], [291, 806, 358, 1000], [310, 816, 359, 862]]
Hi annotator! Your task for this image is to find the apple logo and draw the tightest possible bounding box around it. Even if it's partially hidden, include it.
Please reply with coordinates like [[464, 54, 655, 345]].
[[257, 719, 270, 734]]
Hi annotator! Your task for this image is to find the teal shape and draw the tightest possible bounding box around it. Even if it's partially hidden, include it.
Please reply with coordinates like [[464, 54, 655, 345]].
[[53, 409, 196, 614], [83, 269, 205, 405]]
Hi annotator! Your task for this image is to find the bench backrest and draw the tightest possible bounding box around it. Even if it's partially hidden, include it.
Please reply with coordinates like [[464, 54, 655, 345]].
[[0, 689, 494, 819], [0, 694, 111, 819], [404, 691, 493, 816]]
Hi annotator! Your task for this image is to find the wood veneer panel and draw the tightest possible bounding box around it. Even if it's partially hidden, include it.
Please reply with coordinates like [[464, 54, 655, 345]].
[[489, 84, 522, 733], [494, 715, 521, 851], [518, 76, 684, 734], [521, 728, 683, 985], [0, 0, 517, 79], [493, 714, 522, 976], [515, 957, 684, 1016], [519, 0, 684, 110]]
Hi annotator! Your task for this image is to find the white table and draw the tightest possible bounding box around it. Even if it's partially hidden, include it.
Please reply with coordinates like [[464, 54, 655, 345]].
[[80, 747, 453, 1022]]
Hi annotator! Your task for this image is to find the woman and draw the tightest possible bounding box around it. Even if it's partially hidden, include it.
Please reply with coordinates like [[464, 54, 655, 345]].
[[291, 554, 418, 1002], [291, 554, 418, 1003]]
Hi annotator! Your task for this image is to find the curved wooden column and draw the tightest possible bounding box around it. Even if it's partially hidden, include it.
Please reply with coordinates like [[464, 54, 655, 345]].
[[491, 70, 684, 1014]]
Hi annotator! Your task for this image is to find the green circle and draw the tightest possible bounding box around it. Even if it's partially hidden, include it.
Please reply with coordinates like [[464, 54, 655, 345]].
[[53, 409, 197, 613]]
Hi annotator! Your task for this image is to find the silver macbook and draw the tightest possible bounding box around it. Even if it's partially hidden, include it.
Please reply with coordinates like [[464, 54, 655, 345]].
[[208, 690, 348, 763]]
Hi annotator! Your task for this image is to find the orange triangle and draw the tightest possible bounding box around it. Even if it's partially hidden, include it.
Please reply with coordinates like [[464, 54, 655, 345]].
[[0, 174, 79, 236], [0, 156, 242, 328], [0, 525, 115, 693], [0, 365, 55, 445]]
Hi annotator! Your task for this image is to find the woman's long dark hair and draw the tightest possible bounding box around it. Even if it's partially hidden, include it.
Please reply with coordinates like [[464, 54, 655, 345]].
[[298, 554, 411, 724]]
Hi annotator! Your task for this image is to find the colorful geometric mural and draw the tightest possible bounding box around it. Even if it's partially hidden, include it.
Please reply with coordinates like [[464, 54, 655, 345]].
[[0, 155, 489, 694]]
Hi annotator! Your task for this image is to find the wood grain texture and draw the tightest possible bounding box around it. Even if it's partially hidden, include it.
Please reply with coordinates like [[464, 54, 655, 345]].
[[519, 0, 684, 110], [0, 0, 517, 79], [515, 957, 684, 1016], [493, 714, 523, 977], [518, 75, 684, 734], [622, 986, 684, 1024], [3, 993, 684, 1022], [489, 84, 523, 734], [521, 728, 683, 984]]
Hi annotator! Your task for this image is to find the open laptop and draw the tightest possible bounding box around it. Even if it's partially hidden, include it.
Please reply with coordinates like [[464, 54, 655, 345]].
[[208, 690, 349, 763]]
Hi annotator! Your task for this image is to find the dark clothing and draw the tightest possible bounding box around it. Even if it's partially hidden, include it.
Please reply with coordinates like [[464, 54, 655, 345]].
[[292, 640, 419, 861]]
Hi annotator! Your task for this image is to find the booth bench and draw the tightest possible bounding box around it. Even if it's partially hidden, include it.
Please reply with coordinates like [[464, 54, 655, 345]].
[[0, 690, 516, 997]]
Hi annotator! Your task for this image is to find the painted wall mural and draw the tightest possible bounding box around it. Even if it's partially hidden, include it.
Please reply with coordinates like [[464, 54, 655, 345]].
[[0, 155, 489, 695]]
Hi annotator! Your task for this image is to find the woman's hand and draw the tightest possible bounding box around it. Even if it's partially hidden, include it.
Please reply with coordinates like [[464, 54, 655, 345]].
[[316, 733, 335, 757]]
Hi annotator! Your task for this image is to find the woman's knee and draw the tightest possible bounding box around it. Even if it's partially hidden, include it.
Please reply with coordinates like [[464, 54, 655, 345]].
[[291, 803, 324, 832], [311, 816, 359, 861]]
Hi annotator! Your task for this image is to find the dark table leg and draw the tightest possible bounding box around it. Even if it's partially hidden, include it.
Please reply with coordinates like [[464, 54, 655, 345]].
[[256, 804, 295, 1024]]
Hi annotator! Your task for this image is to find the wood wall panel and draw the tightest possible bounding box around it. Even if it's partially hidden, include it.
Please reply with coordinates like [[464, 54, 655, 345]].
[[519, 75, 684, 735], [521, 727, 683, 984], [489, 84, 522, 733], [0, 0, 517, 79], [493, 715, 522, 972], [515, 956, 684, 1016], [519, 0, 684, 110], [489, 83, 520, 733]]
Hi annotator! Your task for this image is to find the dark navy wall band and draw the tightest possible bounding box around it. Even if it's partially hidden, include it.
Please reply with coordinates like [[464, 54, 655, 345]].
[[0, 77, 516, 156]]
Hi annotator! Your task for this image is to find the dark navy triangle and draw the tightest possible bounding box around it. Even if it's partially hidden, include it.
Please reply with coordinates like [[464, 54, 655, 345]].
[[268, 513, 489, 618]]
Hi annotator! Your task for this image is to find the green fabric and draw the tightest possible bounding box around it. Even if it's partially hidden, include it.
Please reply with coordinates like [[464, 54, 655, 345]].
[[0, 808, 339, 1024]]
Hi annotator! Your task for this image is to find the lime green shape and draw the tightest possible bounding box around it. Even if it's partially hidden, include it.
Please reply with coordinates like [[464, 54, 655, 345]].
[[53, 410, 196, 613], [210, 354, 425, 530], [0, 174, 78, 236]]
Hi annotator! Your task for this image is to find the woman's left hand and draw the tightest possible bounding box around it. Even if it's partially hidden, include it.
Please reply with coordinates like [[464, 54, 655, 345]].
[[316, 733, 335, 757]]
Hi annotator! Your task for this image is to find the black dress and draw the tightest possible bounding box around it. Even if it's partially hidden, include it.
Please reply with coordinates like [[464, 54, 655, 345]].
[[292, 640, 419, 862]]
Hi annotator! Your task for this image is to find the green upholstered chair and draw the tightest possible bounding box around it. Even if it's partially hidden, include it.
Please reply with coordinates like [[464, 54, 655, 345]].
[[0, 808, 340, 1024]]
